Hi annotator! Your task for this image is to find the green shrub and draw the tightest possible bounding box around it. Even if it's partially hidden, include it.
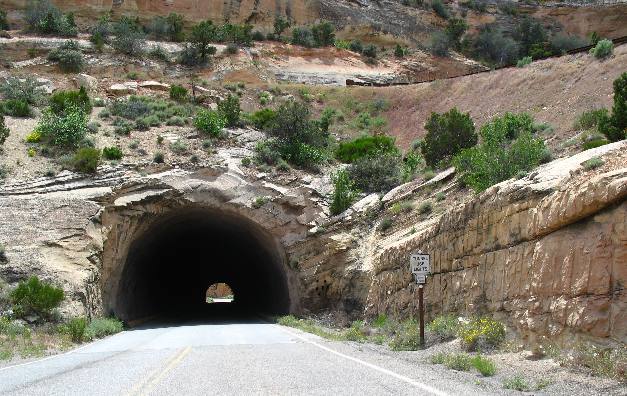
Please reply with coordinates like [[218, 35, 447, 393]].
[[225, 43, 239, 54], [390, 319, 421, 351], [483, 112, 534, 140], [590, 39, 613, 59], [0, 10, 8, 30], [390, 201, 413, 215], [102, 146, 123, 160], [435, 191, 445, 201], [503, 375, 531, 391], [1, 99, 32, 117], [600, 72, 627, 142], [330, 169, 358, 215], [264, 101, 330, 168], [336, 135, 399, 163], [470, 26, 519, 67], [432, 0, 450, 19], [49, 87, 92, 115], [218, 95, 241, 128], [86, 317, 123, 339], [342, 320, 367, 342], [418, 201, 433, 214], [0, 76, 46, 105], [166, 116, 185, 126], [189, 20, 219, 59], [445, 18, 467, 49], [427, 314, 459, 341], [109, 96, 151, 120], [254, 140, 281, 165], [38, 106, 88, 147], [574, 108, 608, 130], [61, 317, 88, 342], [47, 46, 84, 72], [248, 108, 277, 130], [169, 85, 188, 102], [10, 276, 64, 319], [362, 44, 377, 59], [72, 147, 100, 173], [0, 114, 8, 146], [169, 139, 188, 154], [153, 151, 164, 163], [311, 21, 335, 47], [430, 32, 450, 56], [581, 156, 604, 170], [26, 0, 77, 37], [457, 317, 506, 351], [444, 354, 473, 371], [348, 153, 402, 193], [378, 217, 393, 232], [550, 34, 587, 54], [194, 109, 226, 137], [471, 355, 496, 376], [112, 17, 146, 56], [421, 107, 477, 168], [349, 40, 363, 53], [454, 114, 547, 192], [516, 56, 532, 68], [292, 27, 315, 47]]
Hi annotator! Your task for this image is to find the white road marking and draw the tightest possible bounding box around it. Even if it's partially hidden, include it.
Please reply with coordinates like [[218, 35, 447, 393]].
[[278, 325, 450, 396]]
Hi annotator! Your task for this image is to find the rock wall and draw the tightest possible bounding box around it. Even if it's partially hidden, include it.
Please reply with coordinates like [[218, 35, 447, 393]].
[[364, 142, 627, 346]]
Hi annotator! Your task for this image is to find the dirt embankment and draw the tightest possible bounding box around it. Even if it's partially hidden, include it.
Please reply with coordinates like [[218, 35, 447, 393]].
[[376, 44, 627, 150]]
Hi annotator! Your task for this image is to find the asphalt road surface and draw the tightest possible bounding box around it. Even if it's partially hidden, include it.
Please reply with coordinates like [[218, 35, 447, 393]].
[[0, 314, 492, 396]]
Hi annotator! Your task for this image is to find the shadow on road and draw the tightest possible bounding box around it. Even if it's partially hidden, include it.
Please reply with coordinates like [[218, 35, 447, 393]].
[[127, 301, 273, 330]]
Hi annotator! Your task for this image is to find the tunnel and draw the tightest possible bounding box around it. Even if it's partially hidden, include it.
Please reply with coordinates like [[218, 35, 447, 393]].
[[111, 207, 291, 323]]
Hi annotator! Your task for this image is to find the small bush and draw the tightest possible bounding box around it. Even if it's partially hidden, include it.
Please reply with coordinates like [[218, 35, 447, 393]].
[[342, 320, 367, 342], [85, 317, 123, 339], [421, 108, 477, 168], [248, 108, 277, 130], [153, 151, 164, 163], [503, 375, 531, 391], [0, 76, 46, 105], [112, 17, 146, 56], [551, 34, 587, 54], [435, 191, 445, 201], [109, 96, 151, 120], [418, 201, 433, 214], [169, 85, 188, 102], [430, 32, 450, 56], [102, 146, 123, 160], [10, 276, 64, 319], [471, 355, 496, 376], [25, 130, 41, 143], [575, 108, 608, 130], [457, 317, 506, 351], [348, 153, 402, 193], [170, 139, 188, 154], [589, 39, 613, 59], [311, 21, 335, 47], [427, 315, 459, 341], [72, 147, 100, 173], [0, 115, 8, 146], [454, 114, 547, 192], [330, 169, 358, 215], [26, 0, 77, 37], [516, 56, 532, 68], [581, 156, 604, 170], [225, 43, 239, 54], [362, 44, 377, 59], [378, 217, 394, 232], [38, 106, 88, 147], [0, 10, 8, 30], [47, 47, 84, 72], [1, 99, 32, 117], [61, 317, 88, 342], [218, 95, 241, 128], [194, 109, 226, 137], [49, 87, 92, 115], [432, 0, 450, 19], [470, 26, 520, 67], [336, 135, 398, 163], [349, 40, 363, 53], [292, 27, 315, 47], [390, 319, 421, 351]]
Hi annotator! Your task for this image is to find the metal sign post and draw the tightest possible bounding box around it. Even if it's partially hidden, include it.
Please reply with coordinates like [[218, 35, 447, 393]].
[[410, 251, 430, 347]]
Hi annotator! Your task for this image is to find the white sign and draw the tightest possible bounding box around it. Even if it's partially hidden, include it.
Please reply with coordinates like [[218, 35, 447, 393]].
[[410, 252, 430, 274], [414, 274, 426, 284]]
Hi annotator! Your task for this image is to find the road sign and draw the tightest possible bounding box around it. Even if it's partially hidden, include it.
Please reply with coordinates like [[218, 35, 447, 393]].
[[410, 252, 430, 274], [414, 274, 426, 284]]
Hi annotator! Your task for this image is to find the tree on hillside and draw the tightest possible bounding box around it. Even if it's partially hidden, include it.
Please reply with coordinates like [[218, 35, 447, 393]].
[[273, 16, 290, 38], [421, 108, 477, 167], [599, 72, 627, 141], [445, 18, 468, 50], [190, 20, 218, 59]]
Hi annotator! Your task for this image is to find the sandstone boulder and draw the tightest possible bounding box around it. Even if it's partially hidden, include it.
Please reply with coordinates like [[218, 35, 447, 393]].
[[139, 80, 171, 91], [73, 73, 97, 92], [108, 82, 138, 95]]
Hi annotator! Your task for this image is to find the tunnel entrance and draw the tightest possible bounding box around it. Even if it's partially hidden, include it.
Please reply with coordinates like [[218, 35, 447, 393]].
[[111, 207, 291, 323], [206, 283, 234, 303]]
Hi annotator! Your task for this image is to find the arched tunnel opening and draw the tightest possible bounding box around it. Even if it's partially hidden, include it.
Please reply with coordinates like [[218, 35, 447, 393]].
[[111, 208, 292, 324]]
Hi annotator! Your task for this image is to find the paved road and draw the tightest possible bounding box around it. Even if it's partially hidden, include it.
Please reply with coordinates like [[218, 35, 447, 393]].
[[0, 316, 488, 396]]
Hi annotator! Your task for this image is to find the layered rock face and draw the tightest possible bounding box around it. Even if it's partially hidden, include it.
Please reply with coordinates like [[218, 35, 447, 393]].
[[364, 141, 627, 346], [0, 132, 625, 345]]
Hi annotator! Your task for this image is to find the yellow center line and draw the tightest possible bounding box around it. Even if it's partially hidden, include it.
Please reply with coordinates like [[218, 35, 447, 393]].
[[126, 346, 192, 396]]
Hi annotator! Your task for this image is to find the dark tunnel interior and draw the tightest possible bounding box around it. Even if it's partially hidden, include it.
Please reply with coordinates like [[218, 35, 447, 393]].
[[113, 208, 291, 323]]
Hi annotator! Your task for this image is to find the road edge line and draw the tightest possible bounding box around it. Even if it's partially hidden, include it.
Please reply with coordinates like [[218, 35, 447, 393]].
[[277, 325, 450, 396]]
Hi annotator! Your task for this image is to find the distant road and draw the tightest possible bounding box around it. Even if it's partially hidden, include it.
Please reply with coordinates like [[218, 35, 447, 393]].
[[0, 316, 492, 395]]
